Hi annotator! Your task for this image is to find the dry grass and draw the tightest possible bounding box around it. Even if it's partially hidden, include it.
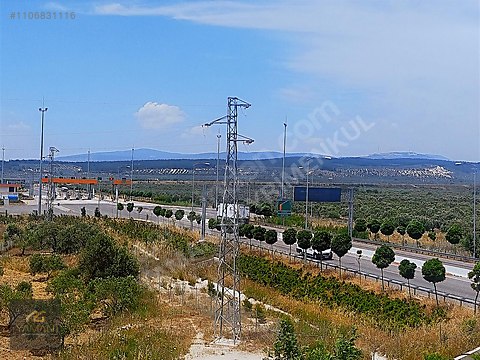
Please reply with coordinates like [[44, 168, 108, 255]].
[[57, 290, 196, 360], [238, 250, 480, 360]]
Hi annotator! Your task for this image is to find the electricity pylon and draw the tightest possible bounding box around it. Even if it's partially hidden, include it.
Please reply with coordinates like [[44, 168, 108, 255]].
[[203, 97, 253, 343]]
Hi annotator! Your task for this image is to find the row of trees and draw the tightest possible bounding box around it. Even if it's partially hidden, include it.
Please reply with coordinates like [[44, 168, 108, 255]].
[[354, 218, 470, 249], [203, 219, 480, 311], [152, 205, 201, 225], [371, 244, 480, 312], [3, 220, 102, 255]]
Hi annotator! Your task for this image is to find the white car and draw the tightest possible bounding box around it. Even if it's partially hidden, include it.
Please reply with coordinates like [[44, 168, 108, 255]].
[[296, 246, 333, 260]]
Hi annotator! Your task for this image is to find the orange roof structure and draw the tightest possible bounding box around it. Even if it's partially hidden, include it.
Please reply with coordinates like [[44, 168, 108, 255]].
[[41, 178, 98, 185]]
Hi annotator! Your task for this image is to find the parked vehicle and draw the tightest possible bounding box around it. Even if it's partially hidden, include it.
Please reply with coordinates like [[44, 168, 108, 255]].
[[216, 203, 250, 224], [296, 246, 333, 260]]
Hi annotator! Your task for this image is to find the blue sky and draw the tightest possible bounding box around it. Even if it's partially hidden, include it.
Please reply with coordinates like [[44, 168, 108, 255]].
[[0, 0, 479, 161]]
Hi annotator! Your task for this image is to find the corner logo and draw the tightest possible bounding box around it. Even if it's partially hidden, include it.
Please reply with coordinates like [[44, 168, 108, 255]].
[[25, 310, 46, 323]]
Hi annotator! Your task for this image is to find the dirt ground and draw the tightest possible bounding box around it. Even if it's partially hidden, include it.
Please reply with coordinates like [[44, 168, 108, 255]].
[[185, 332, 264, 360]]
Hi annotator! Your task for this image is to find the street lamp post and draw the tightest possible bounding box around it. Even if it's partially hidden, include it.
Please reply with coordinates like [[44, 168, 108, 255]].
[[474, 171, 477, 258], [1, 147, 4, 184], [216, 134, 221, 209], [305, 159, 310, 230], [281, 122, 287, 200], [130, 148, 134, 200], [38, 107, 47, 215], [192, 162, 210, 212]]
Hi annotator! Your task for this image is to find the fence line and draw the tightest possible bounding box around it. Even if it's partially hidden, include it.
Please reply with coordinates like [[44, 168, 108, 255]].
[[352, 237, 477, 263]]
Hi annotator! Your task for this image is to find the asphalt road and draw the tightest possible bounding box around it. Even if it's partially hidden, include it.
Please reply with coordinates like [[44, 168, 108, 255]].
[[4, 198, 478, 306]]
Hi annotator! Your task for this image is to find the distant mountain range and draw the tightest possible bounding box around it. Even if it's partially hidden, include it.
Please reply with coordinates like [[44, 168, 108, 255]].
[[364, 151, 449, 161], [57, 148, 450, 162]]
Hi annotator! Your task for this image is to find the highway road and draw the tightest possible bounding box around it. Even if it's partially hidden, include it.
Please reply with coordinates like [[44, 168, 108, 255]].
[[3, 198, 479, 306]]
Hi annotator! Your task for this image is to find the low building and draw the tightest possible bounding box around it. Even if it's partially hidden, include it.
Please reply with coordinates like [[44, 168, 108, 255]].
[[0, 183, 21, 202]]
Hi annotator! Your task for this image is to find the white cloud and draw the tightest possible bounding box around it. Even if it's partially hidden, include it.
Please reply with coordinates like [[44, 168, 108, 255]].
[[7, 121, 30, 131], [181, 125, 210, 139], [44, 2, 70, 12], [135, 102, 185, 130]]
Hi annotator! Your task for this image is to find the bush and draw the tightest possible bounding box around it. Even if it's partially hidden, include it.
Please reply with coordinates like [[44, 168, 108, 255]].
[[254, 303, 267, 324], [30, 254, 66, 278], [89, 276, 142, 316], [242, 298, 253, 311], [79, 233, 139, 281], [424, 354, 450, 360]]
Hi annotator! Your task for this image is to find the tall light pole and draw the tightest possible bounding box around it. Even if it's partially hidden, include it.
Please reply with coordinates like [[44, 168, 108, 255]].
[[87, 149, 91, 199], [1, 147, 4, 184], [305, 160, 310, 229], [192, 162, 210, 212], [474, 170, 477, 258], [281, 121, 287, 200], [216, 134, 221, 209], [38, 106, 47, 215], [456, 162, 477, 258], [130, 147, 134, 200], [46, 146, 59, 220]]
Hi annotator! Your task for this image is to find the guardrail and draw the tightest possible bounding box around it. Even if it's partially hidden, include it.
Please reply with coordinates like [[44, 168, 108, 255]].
[[245, 242, 478, 308], [352, 236, 478, 263]]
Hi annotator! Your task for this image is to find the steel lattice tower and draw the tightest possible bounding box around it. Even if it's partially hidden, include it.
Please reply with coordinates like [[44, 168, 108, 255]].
[[203, 97, 253, 343]]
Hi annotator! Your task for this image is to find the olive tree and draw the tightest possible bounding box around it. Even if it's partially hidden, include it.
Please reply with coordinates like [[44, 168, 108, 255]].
[[174, 209, 185, 221], [399, 259, 417, 299], [265, 230, 278, 255], [126, 202, 134, 217], [468, 262, 480, 314], [187, 211, 196, 230], [422, 258, 445, 306], [282, 228, 297, 256], [367, 219, 381, 240], [164, 209, 173, 223], [331, 232, 352, 278], [380, 221, 395, 242], [446, 224, 463, 251], [29, 254, 66, 279], [354, 219, 367, 233], [407, 220, 425, 247], [312, 229, 332, 270], [296, 230, 312, 261], [153, 206, 162, 223], [243, 224, 255, 249], [372, 245, 395, 291], [253, 226, 266, 244]]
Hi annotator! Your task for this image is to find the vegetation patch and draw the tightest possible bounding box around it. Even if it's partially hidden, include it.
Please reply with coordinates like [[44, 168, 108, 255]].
[[238, 254, 446, 330]]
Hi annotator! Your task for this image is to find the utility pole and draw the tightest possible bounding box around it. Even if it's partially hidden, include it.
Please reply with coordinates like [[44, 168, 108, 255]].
[[130, 147, 134, 200], [348, 188, 354, 237], [46, 146, 59, 221], [305, 159, 310, 230], [38, 106, 47, 215], [201, 184, 207, 241], [216, 133, 221, 209], [203, 97, 253, 343], [1, 147, 4, 184], [87, 149, 91, 199], [281, 121, 287, 200], [192, 162, 210, 212], [474, 171, 477, 258]]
